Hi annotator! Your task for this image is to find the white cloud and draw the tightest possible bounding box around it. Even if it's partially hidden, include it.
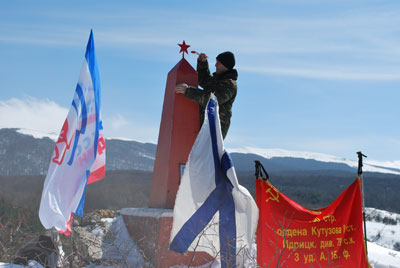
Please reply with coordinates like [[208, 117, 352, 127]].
[[0, 98, 68, 136], [240, 65, 400, 81], [0, 97, 159, 143], [225, 132, 400, 163], [95, 8, 400, 81], [2, 4, 399, 68], [102, 115, 158, 144], [108, 114, 129, 131], [3, 4, 399, 56]]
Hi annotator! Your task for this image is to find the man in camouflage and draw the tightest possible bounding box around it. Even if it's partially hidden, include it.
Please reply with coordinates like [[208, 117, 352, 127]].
[[175, 51, 237, 139]]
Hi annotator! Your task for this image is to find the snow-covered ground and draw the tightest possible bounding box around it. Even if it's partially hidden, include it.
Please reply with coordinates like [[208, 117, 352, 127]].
[[366, 208, 400, 250], [368, 242, 400, 268], [0, 261, 44, 268], [2, 208, 400, 268]]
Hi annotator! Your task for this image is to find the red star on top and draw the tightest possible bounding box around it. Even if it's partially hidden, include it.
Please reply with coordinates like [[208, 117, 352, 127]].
[[178, 40, 190, 58]]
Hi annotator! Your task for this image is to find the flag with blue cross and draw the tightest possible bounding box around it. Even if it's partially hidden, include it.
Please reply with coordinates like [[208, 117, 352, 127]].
[[169, 94, 258, 267]]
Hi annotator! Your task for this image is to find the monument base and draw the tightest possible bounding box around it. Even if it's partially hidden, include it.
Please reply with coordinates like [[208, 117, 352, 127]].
[[121, 208, 214, 268]]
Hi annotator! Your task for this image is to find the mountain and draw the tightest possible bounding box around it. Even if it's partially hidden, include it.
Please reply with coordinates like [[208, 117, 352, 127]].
[[0, 128, 156, 175], [229, 147, 400, 175], [0, 128, 54, 175], [1, 128, 400, 267], [1, 127, 400, 214], [1, 128, 399, 176]]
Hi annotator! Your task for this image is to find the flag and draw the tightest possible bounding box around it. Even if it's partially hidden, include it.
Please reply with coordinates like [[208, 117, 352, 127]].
[[169, 94, 258, 267], [39, 30, 105, 235], [256, 177, 371, 267]]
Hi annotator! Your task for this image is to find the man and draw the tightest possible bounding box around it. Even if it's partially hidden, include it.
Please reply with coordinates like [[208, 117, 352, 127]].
[[175, 51, 238, 139]]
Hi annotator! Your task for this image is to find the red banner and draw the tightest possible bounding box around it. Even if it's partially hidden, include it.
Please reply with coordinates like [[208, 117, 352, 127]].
[[256, 177, 371, 267]]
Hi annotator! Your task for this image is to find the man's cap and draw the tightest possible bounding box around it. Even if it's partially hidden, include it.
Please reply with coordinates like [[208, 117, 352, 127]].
[[216, 51, 235, 69]]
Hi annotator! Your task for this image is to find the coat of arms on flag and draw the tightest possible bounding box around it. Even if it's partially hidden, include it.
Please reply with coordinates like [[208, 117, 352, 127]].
[[169, 94, 258, 267], [39, 30, 105, 235]]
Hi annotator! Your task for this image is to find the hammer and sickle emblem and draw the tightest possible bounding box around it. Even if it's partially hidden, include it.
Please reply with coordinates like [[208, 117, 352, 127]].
[[265, 188, 280, 203]]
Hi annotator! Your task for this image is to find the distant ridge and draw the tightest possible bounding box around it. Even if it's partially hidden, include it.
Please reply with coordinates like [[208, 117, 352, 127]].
[[229, 147, 400, 175], [0, 127, 399, 176], [0, 128, 156, 175], [1, 127, 400, 215]]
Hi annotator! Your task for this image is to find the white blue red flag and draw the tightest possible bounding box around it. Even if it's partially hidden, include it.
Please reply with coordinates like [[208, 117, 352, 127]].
[[169, 94, 258, 267], [39, 30, 105, 235]]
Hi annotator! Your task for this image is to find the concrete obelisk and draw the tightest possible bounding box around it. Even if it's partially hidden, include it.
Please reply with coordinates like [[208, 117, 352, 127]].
[[122, 41, 212, 268], [149, 40, 200, 209]]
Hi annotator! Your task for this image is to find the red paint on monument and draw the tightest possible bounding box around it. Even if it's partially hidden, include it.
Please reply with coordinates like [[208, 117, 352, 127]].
[[122, 42, 213, 267], [149, 41, 200, 209]]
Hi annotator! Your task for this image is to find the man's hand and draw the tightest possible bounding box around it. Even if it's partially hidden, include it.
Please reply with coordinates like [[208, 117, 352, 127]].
[[198, 53, 208, 62], [175, 83, 188, 94]]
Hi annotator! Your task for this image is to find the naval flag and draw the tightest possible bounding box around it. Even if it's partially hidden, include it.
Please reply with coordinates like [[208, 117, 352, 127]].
[[39, 30, 105, 235], [169, 94, 258, 267]]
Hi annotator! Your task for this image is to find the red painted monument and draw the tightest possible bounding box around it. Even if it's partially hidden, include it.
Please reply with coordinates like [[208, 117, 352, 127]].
[[121, 41, 213, 267], [149, 40, 200, 209]]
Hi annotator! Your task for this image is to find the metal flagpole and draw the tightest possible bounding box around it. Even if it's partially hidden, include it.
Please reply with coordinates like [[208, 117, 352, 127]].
[[255, 160, 269, 181], [357, 151, 368, 255]]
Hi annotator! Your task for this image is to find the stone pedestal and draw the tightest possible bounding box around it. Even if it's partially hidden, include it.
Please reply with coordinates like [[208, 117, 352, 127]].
[[121, 208, 213, 267]]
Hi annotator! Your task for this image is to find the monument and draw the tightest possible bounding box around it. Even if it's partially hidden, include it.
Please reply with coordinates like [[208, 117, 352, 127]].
[[148, 40, 200, 209], [121, 41, 213, 267]]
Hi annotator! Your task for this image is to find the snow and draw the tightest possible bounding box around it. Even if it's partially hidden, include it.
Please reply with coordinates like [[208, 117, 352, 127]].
[[4, 125, 399, 175], [138, 152, 155, 160], [0, 260, 44, 268], [107, 137, 154, 145], [366, 208, 400, 251], [0, 216, 146, 268], [3, 126, 399, 175], [2, 209, 400, 268], [92, 216, 147, 267], [126, 208, 400, 268], [171, 241, 400, 268], [229, 146, 400, 175], [368, 221, 400, 249], [16, 128, 59, 141], [368, 242, 400, 268]]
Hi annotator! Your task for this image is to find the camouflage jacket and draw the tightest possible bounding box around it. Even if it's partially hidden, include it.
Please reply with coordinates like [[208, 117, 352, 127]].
[[185, 60, 238, 139]]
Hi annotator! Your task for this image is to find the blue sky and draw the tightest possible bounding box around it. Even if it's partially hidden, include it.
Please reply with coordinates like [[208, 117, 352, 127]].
[[0, 0, 399, 162]]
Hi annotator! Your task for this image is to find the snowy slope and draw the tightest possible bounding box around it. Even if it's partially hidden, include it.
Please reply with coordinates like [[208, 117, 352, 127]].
[[368, 242, 400, 268], [366, 208, 400, 251], [15, 127, 59, 141]]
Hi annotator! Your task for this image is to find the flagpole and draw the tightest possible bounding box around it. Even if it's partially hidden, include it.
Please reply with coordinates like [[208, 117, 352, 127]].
[[255, 160, 269, 181], [357, 151, 368, 255], [254, 160, 269, 266]]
